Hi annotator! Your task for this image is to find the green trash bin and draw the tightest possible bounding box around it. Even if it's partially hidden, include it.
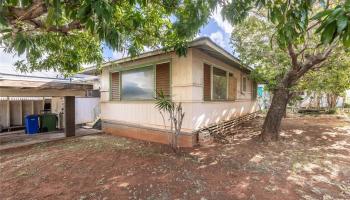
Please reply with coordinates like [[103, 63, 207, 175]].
[[40, 113, 57, 132]]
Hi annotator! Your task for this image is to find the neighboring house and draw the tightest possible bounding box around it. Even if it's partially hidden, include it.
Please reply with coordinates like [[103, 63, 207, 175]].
[[298, 92, 346, 108], [345, 90, 350, 104], [100, 37, 259, 147]]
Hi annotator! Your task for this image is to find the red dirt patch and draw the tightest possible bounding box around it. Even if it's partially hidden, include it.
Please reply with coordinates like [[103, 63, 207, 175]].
[[1, 116, 350, 200]]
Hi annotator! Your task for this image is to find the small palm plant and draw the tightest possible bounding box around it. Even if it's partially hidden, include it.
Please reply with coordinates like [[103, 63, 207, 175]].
[[155, 90, 185, 152]]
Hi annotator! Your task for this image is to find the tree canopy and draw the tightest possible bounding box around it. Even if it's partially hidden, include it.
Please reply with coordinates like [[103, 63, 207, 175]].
[[232, 14, 350, 94], [223, 0, 350, 48], [1, 0, 349, 76], [226, 0, 350, 140], [0, 0, 216, 75], [299, 50, 350, 97]]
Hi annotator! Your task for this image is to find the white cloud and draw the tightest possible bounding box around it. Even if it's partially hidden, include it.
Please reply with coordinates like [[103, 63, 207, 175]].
[[0, 51, 62, 77], [0, 51, 22, 67], [194, 32, 201, 39], [211, 6, 233, 34], [112, 51, 126, 60], [209, 31, 225, 48], [0, 51, 24, 74]]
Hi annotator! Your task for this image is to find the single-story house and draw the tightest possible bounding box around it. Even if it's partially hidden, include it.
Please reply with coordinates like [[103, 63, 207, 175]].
[[100, 37, 259, 147]]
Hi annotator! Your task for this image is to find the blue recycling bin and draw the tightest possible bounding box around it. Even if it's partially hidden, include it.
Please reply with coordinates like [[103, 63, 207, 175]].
[[25, 115, 39, 134]]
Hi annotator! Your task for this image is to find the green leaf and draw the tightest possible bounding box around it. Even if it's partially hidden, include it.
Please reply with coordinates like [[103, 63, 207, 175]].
[[337, 15, 348, 33], [18, 39, 27, 55], [345, 0, 350, 10], [344, 31, 350, 47], [321, 22, 337, 44], [0, 15, 8, 26], [330, 7, 343, 18], [77, 4, 92, 22], [311, 9, 332, 20]]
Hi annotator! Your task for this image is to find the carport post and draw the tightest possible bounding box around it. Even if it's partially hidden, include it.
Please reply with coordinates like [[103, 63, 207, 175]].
[[64, 96, 75, 137]]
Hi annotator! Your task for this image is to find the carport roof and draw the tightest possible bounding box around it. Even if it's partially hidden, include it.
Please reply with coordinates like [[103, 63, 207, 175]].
[[0, 73, 92, 97]]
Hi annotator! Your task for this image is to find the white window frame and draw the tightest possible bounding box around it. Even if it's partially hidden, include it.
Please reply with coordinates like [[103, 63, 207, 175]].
[[206, 63, 231, 101], [120, 65, 156, 101]]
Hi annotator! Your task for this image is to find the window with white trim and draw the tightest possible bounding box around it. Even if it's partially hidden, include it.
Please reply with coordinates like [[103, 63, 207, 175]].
[[203, 63, 237, 101], [212, 67, 227, 100], [242, 76, 247, 92], [110, 62, 171, 101], [121, 66, 155, 100]]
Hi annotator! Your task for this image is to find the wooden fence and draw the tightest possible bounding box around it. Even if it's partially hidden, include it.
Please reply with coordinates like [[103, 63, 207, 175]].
[[339, 108, 350, 113], [197, 111, 261, 144]]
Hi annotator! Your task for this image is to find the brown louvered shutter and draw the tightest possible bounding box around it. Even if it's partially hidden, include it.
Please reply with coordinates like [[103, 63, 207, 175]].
[[228, 73, 237, 101], [111, 72, 120, 100], [156, 62, 170, 96], [203, 63, 211, 101]]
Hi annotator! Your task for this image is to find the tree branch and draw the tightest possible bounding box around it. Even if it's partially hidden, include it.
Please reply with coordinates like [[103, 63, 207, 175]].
[[287, 43, 299, 69], [47, 21, 84, 33], [306, 21, 321, 32], [296, 45, 334, 79], [21, 19, 84, 34], [7, 0, 47, 22], [297, 46, 307, 56]]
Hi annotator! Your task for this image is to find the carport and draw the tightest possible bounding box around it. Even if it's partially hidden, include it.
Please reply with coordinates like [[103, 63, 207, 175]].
[[0, 77, 92, 137]]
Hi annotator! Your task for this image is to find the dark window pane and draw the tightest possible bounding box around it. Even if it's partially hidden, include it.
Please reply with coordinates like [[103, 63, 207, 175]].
[[243, 77, 247, 92], [213, 67, 227, 100]]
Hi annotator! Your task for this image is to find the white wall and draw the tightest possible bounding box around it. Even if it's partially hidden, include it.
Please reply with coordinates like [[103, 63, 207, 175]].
[[101, 102, 192, 132], [191, 101, 258, 130], [75, 97, 100, 124], [52, 97, 100, 125]]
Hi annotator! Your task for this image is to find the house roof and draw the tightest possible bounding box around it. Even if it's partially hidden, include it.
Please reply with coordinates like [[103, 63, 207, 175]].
[[82, 37, 252, 75]]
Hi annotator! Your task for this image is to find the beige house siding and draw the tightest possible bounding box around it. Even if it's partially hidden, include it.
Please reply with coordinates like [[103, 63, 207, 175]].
[[100, 50, 194, 133], [100, 47, 258, 135], [191, 48, 253, 101], [189, 48, 258, 130]]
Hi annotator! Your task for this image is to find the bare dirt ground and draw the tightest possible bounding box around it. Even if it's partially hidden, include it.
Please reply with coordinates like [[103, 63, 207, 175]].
[[1, 116, 350, 200]]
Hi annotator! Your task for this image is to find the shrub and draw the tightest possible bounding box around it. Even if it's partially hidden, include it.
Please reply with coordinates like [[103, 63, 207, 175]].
[[326, 109, 337, 114]]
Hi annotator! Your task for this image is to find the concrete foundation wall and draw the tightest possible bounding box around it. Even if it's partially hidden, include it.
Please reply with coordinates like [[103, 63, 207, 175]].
[[103, 120, 197, 147]]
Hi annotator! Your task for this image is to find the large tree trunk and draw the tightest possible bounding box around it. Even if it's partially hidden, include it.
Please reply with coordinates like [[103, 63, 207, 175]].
[[260, 86, 291, 141], [259, 43, 334, 142], [327, 93, 338, 108]]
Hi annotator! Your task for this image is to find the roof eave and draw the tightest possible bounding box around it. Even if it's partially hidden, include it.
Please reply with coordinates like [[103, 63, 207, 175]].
[[100, 37, 252, 72]]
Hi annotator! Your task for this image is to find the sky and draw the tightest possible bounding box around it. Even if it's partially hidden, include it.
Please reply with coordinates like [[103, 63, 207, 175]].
[[0, 7, 233, 75]]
